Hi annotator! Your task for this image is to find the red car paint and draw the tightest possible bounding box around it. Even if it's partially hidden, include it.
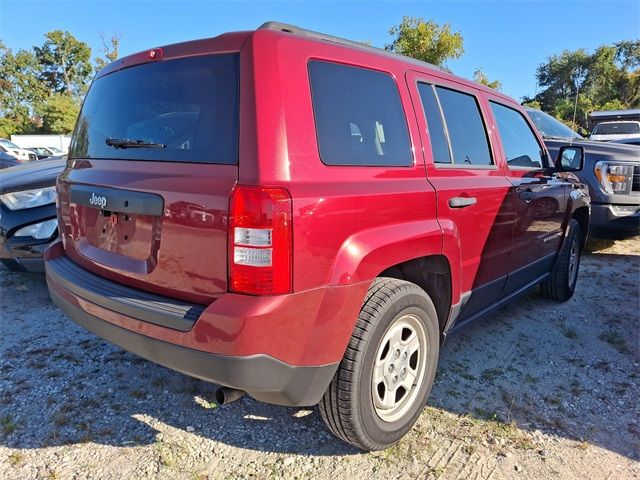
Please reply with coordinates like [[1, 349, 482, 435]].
[[46, 25, 589, 397]]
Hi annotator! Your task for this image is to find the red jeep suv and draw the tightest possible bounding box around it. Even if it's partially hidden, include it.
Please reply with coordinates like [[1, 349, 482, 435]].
[[46, 22, 590, 450]]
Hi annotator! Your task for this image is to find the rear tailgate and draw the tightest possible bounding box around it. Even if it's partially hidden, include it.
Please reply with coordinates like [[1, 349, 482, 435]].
[[58, 162, 235, 304], [58, 49, 241, 304]]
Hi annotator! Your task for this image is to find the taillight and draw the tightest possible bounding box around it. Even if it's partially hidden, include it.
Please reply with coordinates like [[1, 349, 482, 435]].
[[228, 186, 292, 295]]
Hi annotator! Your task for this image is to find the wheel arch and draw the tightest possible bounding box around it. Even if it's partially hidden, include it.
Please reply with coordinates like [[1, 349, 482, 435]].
[[378, 255, 452, 334], [572, 206, 590, 248]]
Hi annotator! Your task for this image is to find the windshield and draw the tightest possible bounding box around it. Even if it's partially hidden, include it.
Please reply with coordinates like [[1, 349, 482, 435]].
[[0, 139, 21, 150], [525, 108, 583, 140], [49, 147, 63, 154], [592, 122, 640, 135], [69, 53, 239, 164]]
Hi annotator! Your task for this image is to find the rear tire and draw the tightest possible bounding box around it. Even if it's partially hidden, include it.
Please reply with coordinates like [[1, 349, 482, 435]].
[[540, 219, 582, 301], [318, 278, 439, 451]]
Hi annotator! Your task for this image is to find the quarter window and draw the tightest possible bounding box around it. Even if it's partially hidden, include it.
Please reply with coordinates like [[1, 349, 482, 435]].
[[490, 102, 544, 168], [308, 60, 412, 166], [417, 83, 451, 164]]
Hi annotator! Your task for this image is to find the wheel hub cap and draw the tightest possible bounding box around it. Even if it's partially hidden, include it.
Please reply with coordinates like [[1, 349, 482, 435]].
[[372, 313, 428, 423]]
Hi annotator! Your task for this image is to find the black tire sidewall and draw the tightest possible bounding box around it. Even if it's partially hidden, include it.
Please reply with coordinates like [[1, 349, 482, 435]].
[[356, 290, 439, 447], [564, 220, 582, 295]]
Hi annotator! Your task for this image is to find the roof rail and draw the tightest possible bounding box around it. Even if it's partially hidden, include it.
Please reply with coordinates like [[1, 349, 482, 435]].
[[258, 21, 446, 73]]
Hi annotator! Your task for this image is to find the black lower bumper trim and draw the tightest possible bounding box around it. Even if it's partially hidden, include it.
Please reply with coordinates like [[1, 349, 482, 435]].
[[47, 255, 204, 331], [49, 287, 337, 406]]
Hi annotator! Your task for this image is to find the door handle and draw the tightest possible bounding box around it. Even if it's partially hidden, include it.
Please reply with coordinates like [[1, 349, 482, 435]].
[[449, 196, 477, 208]]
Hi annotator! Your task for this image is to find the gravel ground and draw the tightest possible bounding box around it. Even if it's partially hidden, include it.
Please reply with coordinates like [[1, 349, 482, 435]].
[[1, 237, 639, 480]]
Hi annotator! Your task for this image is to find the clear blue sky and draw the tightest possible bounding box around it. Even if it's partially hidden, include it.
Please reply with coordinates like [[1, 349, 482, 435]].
[[1, 0, 638, 101]]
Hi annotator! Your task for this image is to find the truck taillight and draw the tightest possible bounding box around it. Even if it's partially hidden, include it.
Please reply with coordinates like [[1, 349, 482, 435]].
[[228, 186, 292, 295]]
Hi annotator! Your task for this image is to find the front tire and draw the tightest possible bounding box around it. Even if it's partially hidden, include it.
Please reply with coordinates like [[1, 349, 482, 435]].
[[318, 278, 439, 451], [540, 218, 582, 301]]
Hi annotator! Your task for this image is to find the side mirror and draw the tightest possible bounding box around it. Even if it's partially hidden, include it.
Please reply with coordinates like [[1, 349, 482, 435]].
[[556, 146, 584, 172]]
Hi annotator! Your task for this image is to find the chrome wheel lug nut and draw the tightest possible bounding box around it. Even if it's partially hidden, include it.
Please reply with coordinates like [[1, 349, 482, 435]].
[[388, 364, 394, 373], [394, 349, 400, 359]]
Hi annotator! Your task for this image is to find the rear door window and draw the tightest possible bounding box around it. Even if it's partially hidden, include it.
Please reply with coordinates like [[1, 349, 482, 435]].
[[308, 60, 412, 166], [434, 87, 493, 166], [490, 102, 545, 168], [69, 54, 239, 164]]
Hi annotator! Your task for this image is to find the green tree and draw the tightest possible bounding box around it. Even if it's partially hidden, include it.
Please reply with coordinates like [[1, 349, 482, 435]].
[[38, 93, 80, 134], [521, 99, 542, 110], [386, 16, 464, 67], [532, 41, 639, 130], [94, 31, 121, 73], [473, 68, 502, 91], [34, 30, 92, 96], [0, 42, 47, 135]]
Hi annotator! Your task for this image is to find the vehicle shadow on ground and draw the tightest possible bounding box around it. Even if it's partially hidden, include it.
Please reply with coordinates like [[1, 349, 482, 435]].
[[0, 250, 638, 460]]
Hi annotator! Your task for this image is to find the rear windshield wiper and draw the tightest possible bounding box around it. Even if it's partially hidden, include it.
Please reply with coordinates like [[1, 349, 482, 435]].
[[106, 138, 166, 149]]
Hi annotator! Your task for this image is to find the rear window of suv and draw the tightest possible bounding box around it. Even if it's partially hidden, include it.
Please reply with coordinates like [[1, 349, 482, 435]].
[[69, 54, 239, 164], [308, 60, 412, 166]]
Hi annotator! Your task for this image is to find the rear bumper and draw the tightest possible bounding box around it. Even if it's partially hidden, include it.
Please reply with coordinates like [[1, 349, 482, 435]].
[[49, 285, 336, 405], [46, 245, 369, 406], [590, 203, 640, 237]]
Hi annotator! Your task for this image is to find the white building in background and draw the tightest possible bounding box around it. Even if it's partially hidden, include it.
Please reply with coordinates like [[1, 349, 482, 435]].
[[10, 134, 72, 153]]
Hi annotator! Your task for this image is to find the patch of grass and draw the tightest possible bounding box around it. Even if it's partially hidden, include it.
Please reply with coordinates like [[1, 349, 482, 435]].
[[570, 379, 583, 397], [543, 395, 560, 406], [1, 415, 17, 435], [152, 377, 168, 388], [79, 398, 100, 409], [155, 440, 188, 469], [593, 358, 611, 372], [429, 465, 446, 478], [480, 367, 503, 383], [130, 389, 146, 399], [448, 360, 476, 381], [52, 352, 79, 364], [598, 330, 628, 353], [195, 396, 218, 410], [561, 325, 578, 339], [524, 374, 539, 384], [53, 411, 68, 428], [7, 452, 23, 465], [379, 441, 402, 462], [461, 443, 476, 454], [445, 389, 462, 399]]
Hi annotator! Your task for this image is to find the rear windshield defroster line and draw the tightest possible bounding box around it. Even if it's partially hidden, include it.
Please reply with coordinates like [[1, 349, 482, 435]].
[[69, 54, 240, 164]]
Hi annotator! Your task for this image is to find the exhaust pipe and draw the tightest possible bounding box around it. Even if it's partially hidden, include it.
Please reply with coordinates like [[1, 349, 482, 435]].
[[215, 387, 245, 405]]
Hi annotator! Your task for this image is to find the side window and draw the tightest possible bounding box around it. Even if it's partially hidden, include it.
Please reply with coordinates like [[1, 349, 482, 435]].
[[308, 60, 412, 166], [435, 86, 493, 166], [490, 102, 544, 168], [417, 83, 451, 164]]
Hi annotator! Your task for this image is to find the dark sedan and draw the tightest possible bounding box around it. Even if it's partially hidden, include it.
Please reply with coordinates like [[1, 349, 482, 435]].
[[0, 158, 65, 272]]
